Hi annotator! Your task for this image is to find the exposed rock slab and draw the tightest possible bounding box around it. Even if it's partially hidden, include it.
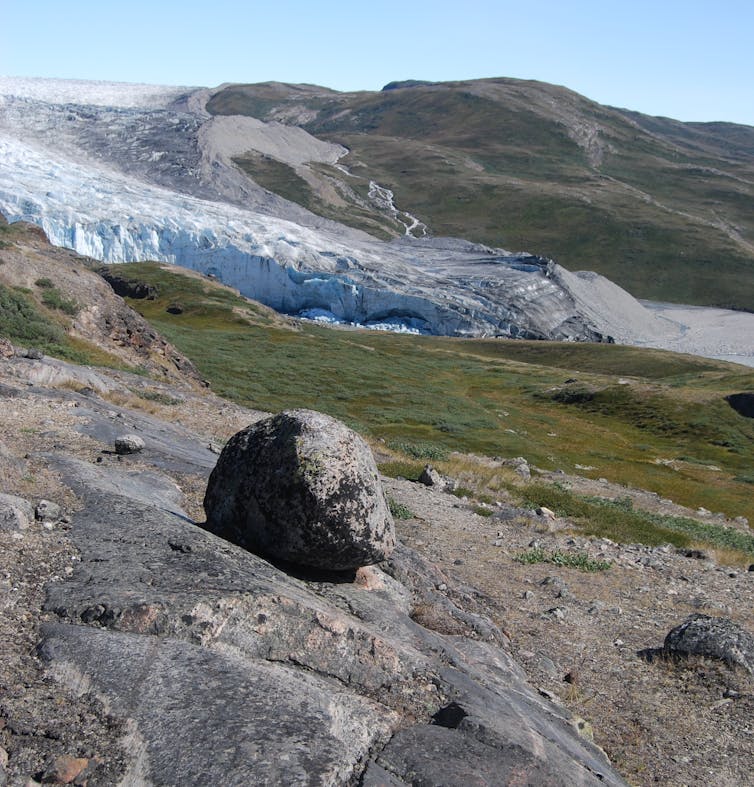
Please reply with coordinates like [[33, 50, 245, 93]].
[[37, 439, 623, 784], [39, 622, 396, 786]]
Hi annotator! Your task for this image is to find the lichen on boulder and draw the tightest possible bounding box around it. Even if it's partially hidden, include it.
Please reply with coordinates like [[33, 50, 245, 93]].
[[203, 409, 395, 570]]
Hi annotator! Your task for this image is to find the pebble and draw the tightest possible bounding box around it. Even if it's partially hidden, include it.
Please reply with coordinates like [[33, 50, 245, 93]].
[[42, 756, 89, 784]]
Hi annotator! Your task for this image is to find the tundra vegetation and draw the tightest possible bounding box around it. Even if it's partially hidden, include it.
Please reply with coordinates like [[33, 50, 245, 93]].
[[102, 262, 754, 559]]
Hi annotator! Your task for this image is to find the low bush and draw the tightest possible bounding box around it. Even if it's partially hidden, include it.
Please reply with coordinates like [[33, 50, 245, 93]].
[[514, 547, 612, 572], [41, 287, 79, 315], [388, 497, 414, 520]]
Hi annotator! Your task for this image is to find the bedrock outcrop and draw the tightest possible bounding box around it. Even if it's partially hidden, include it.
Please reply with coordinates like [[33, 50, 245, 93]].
[[0, 358, 625, 785]]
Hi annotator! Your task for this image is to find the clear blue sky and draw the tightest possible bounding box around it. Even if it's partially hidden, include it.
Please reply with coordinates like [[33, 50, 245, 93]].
[[2, 0, 753, 125]]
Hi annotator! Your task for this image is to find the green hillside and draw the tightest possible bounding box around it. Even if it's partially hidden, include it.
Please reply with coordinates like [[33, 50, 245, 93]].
[[207, 78, 754, 310]]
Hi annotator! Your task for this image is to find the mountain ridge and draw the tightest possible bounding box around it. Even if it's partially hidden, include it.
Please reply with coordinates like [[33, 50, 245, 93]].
[[205, 75, 754, 309]]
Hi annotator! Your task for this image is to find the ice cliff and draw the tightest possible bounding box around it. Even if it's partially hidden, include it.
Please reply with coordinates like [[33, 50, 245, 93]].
[[0, 76, 645, 341]]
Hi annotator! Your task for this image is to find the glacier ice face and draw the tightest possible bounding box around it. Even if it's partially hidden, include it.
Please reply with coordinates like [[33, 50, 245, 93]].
[[0, 77, 645, 341]]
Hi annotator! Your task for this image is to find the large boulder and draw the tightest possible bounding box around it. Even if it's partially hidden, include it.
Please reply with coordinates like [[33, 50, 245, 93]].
[[203, 409, 395, 570], [664, 614, 754, 674]]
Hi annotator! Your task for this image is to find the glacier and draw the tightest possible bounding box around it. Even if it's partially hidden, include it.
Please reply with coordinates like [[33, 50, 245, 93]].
[[0, 76, 701, 344]]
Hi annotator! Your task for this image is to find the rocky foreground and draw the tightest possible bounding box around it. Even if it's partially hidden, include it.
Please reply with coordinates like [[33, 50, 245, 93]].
[[1, 351, 754, 785], [0, 350, 630, 785]]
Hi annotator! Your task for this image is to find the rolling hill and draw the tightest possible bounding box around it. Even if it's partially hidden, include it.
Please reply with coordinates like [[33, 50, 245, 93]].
[[207, 77, 754, 310]]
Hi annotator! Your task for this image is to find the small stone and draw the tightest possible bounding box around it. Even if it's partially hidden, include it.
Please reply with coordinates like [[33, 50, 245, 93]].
[[523, 590, 534, 600], [114, 434, 145, 454], [418, 464, 445, 488], [35, 499, 62, 523], [42, 756, 89, 784]]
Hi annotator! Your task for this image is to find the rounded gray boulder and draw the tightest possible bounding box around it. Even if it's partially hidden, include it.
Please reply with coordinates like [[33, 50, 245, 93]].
[[664, 614, 754, 674], [203, 409, 395, 570]]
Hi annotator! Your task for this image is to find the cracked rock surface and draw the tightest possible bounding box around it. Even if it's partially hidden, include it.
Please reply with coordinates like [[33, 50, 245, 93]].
[[0, 357, 622, 785]]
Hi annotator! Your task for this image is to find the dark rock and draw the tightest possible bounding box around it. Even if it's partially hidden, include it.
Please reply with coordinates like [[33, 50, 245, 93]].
[[431, 702, 468, 728], [98, 268, 157, 300], [166, 303, 184, 315], [664, 614, 754, 674], [114, 434, 145, 454], [726, 392, 754, 418], [418, 464, 444, 488], [374, 722, 594, 786], [681, 548, 709, 560], [203, 409, 395, 570]]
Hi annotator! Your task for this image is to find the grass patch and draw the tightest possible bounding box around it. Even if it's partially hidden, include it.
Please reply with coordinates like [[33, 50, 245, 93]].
[[387, 440, 449, 461], [378, 460, 424, 481], [516, 483, 754, 558], [0, 282, 141, 370], [388, 497, 414, 520], [40, 287, 79, 316], [514, 547, 612, 572]]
